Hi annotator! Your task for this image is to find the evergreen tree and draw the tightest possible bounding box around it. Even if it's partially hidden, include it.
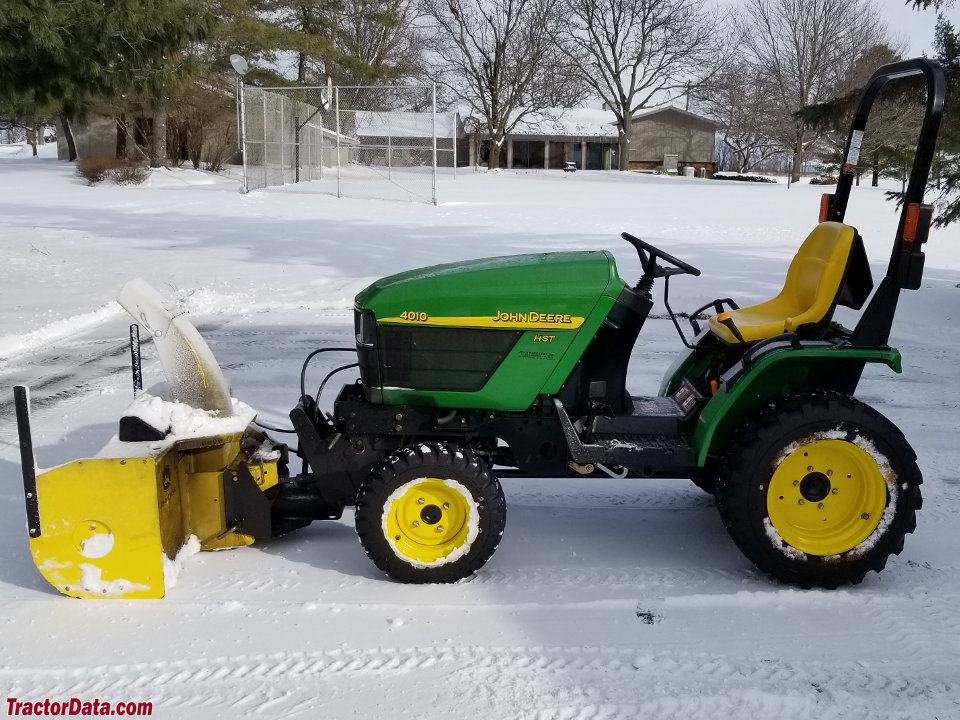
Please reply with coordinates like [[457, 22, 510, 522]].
[[0, 0, 210, 159], [217, 0, 421, 93], [929, 15, 960, 226]]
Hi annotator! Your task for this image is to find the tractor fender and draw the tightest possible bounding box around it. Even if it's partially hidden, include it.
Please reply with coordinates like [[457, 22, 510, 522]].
[[692, 344, 902, 466]]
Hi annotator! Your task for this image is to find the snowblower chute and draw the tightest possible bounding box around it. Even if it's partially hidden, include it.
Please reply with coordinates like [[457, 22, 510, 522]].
[[15, 280, 285, 598]]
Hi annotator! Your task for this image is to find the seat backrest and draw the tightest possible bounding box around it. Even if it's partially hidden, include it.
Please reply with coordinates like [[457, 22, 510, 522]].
[[784, 222, 856, 320]]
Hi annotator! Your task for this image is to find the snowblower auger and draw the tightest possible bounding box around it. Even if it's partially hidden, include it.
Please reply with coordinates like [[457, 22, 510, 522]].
[[14, 280, 289, 598], [16, 58, 944, 596]]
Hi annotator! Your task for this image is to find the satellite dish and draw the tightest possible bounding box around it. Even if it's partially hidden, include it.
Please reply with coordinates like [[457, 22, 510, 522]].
[[229, 54, 249, 76]]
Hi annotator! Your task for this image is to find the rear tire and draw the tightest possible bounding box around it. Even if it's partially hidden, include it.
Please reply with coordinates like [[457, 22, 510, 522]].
[[355, 442, 507, 583], [717, 392, 922, 588]]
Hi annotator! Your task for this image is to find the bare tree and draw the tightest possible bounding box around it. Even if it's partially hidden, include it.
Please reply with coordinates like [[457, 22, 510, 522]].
[[739, 0, 889, 182], [554, 0, 720, 170], [335, 0, 423, 82], [292, 0, 426, 91], [421, 0, 582, 169], [801, 44, 922, 186], [695, 60, 784, 173], [0, 116, 50, 156]]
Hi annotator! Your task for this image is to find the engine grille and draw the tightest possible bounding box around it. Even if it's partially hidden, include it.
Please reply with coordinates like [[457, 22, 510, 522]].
[[377, 324, 521, 392]]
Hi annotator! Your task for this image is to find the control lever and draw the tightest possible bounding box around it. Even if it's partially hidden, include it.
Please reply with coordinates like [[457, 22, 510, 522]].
[[716, 312, 746, 343]]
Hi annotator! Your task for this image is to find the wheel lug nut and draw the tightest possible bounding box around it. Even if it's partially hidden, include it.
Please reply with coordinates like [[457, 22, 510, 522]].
[[798, 499, 805, 505], [807, 466, 814, 472], [818, 503, 824, 509], [861, 513, 870, 520], [793, 480, 800, 487], [436, 526, 444, 532], [412, 521, 420, 527], [832, 488, 839, 494], [443, 503, 449, 510], [417, 498, 425, 504], [827, 470, 833, 477]]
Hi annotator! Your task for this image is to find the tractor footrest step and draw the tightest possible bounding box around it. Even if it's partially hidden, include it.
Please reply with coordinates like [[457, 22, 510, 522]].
[[629, 396, 686, 417], [590, 434, 696, 472], [592, 397, 686, 435], [593, 434, 690, 451]]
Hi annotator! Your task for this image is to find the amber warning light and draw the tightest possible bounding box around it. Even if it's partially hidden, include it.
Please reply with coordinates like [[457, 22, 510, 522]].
[[903, 204, 920, 242], [819, 194, 832, 223], [902, 203, 934, 244]]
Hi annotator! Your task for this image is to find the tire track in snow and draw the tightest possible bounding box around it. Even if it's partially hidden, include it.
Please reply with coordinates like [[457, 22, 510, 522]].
[[0, 317, 354, 417], [174, 561, 759, 596], [0, 335, 132, 414], [2, 645, 956, 719]]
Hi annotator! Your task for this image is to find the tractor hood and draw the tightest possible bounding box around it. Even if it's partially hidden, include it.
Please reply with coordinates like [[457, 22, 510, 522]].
[[355, 251, 623, 328], [352, 251, 628, 410]]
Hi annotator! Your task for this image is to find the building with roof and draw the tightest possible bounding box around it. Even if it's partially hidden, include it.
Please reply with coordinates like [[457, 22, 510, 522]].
[[623, 106, 719, 176], [466, 108, 619, 170], [465, 105, 718, 174]]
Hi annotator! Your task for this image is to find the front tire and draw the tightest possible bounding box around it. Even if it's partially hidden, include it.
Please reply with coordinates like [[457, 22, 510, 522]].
[[717, 392, 922, 588], [355, 442, 507, 583]]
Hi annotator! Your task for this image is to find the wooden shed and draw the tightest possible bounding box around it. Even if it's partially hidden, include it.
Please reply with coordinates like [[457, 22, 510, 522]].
[[625, 107, 718, 176]]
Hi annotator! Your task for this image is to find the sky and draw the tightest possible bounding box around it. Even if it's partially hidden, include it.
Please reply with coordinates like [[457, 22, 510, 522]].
[[876, 0, 960, 56]]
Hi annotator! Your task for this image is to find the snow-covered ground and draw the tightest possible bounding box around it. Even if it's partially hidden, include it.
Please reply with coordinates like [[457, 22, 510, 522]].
[[1, 143, 959, 719]]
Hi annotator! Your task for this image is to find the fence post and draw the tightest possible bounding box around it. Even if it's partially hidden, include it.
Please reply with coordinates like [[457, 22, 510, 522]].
[[239, 79, 248, 193], [453, 113, 458, 180], [295, 115, 300, 183], [279, 95, 286, 185], [335, 87, 342, 199], [262, 90, 268, 189], [432, 83, 437, 205]]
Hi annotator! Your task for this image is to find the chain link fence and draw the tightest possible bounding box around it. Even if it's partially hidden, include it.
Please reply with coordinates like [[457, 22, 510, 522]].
[[240, 84, 457, 204]]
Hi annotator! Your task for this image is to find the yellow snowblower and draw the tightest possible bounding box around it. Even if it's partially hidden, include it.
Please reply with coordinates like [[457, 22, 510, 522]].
[[15, 280, 289, 598]]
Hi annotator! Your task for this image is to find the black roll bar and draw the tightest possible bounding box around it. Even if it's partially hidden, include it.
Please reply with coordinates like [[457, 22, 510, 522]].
[[823, 58, 946, 347]]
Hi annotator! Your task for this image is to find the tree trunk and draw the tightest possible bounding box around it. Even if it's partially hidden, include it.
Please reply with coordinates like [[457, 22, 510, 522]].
[[59, 114, 78, 161], [618, 123, 631, 171], [872, 149, 880, 187], [297, 52, 308, 84], [791, 126, 804, 182], [791, 146, 802, 183], [116, 115, 127, 159], [488, 139, 501, 169], [126, 119, 137, 161], [150, 109, 167, 168]]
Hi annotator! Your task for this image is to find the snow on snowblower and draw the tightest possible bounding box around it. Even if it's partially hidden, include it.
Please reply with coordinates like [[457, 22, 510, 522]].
[[15, 58, 944, 597]]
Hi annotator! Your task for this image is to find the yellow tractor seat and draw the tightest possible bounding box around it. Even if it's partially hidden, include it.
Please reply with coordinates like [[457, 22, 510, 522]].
[[709, 222, 873, 344]]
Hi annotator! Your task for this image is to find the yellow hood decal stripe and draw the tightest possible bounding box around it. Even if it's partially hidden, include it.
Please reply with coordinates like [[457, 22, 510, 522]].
[[379, 314, 585, 330]]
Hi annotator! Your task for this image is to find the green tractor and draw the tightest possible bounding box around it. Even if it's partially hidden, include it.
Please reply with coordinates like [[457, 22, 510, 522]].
[[15, 59, 944, 598]]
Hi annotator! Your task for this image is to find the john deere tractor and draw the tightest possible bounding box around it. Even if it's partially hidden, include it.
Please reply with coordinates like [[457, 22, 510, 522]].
[[15, 58, 944, 597]]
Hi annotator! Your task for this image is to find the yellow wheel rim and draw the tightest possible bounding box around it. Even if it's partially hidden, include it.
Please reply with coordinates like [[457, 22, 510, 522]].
[[384, 478, 476, 566], [767, 438, 889, 556]]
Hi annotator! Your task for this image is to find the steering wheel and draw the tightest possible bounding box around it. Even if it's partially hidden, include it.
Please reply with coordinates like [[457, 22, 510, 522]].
[[621, 232, 701, 278]]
